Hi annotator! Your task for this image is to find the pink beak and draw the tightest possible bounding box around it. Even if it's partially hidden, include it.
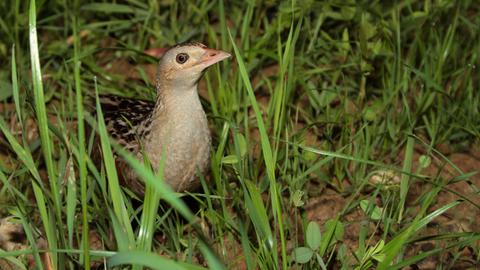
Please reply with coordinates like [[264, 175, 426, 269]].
[[198, 48, 232, 67]]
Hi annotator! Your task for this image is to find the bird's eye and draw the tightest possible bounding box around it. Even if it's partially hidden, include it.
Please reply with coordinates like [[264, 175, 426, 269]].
[[176, 53, 189, 64]]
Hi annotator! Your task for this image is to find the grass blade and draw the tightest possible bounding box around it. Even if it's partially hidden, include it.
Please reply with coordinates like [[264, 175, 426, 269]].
[[94, 80, 135, 247], [398, 136, 414, 222], [108, 250, 206, 270], [11, 45, 22, 127], [72, 12, 90, 268], [28, 0, 61, 265], [378, 200, 462, 269], [228, 28, 286, 269]]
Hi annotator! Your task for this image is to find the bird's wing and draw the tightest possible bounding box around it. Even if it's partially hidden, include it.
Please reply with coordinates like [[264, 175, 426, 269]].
[[89, 94, 155, 149]]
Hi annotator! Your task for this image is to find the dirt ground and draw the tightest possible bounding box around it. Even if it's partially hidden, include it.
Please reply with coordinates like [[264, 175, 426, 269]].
[[304, 145, 480, 269]]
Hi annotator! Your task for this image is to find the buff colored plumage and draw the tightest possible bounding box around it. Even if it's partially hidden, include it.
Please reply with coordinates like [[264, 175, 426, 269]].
[[97, 42, 231, 195]]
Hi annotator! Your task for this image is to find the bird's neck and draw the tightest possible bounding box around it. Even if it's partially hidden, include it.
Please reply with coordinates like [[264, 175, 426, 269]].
[[143, 81, 206, 139], [154, 81, 202, 116]]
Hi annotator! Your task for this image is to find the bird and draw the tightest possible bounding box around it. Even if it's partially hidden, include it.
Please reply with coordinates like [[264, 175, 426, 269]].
[[94, 42, 231, 195]]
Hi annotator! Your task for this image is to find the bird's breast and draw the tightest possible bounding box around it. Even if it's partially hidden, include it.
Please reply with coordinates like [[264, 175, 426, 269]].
[[143, 101, 211, 191]]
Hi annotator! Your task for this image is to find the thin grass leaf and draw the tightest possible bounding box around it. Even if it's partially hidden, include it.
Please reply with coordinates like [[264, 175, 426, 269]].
[[244, 180, 274, 248], [11, 45, 22, 127], [29, 0, 59, 207], [136, 184, 160, 251], [0, 117, 41, 182], [94, 80, 135, 247], [389, 234, 480, 269], [28, 1, 61, 265], [80, 2, 149, 17], [135, 152, 163, 270], [72, 13, 90, 268], [108, 250, 207, 270], [0, 170, 28, 202], [65, 156, 77, 248], [109, 210, 130, 252], [398, 136, 414, 222], [228, 28, 286, 269], [318, 217, 340, 257], [378, 200, 461, 269], [15, 209, 44, 269]]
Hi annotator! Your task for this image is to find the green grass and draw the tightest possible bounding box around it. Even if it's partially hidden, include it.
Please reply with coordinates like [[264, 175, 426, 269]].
[[0, 0, 479, 269]]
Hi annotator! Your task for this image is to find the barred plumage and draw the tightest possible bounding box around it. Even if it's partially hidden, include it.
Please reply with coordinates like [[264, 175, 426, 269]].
[[99, 95, 155, 149]]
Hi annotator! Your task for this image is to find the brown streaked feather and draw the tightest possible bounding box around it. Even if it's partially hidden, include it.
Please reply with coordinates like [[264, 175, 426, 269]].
[[87, 94, 156, 192], [96, 94, 155, 146]]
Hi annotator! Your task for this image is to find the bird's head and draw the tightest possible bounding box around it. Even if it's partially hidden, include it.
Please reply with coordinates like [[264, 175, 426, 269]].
[[157, 42, 231, 90]]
